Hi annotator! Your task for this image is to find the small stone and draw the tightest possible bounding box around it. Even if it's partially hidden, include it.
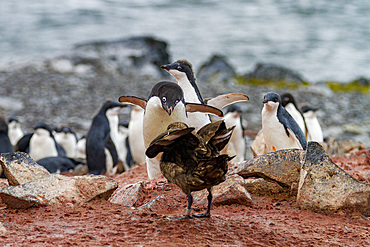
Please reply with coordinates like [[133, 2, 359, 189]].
[[109, 182, 144, 207], [194, 175, 253, 206]]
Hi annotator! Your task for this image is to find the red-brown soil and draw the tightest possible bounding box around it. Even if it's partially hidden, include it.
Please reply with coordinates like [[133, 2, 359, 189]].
[[0, 151, 369, 246]]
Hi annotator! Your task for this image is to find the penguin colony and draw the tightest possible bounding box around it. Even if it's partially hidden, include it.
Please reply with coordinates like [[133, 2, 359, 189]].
[[0, 59, 324, 218]]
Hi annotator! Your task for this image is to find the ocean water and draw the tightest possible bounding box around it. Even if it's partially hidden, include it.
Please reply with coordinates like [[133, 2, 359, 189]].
[[0, 0, 369, 82]]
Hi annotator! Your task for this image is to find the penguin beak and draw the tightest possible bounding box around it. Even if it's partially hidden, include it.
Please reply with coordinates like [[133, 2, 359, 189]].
[[160, 65, 170, 71], [163, 103, 173, 115], [263, 100, 268, 104]]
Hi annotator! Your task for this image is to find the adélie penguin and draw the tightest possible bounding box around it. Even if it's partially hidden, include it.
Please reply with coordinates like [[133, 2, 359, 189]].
[[146, 120, 234, 219], [223, 104, 246, 162], [128, 105, 146, 165], [7, 116, 24, 147], [119, 81, 224, 182], [161, 59, 249, 131], [262, 92, 307, 153], [29, 123, 64, 161], [86, 100, 125, 175], [301, 104, 324, 143], [281, 93, 307, 136], [54, 126, 78, 158]]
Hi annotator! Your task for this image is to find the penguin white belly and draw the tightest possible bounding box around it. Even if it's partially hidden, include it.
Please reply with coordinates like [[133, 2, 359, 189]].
[[55, 133, 77, 158], [224, 114, 245, 162], [129, 107, 146, 165], [285, 103, 306, 134], [104, 147, 117, 175], [143, 97, 188, 180], [262, 111, 302, 153], [8, 124, 23, 146], [177, 78, 210, 131], [304, 113, 323, 142], [143, 98, 188, 148], [107, 114, 122, 160], [29, 134, 58, 161], [75, 138, 86, 160]]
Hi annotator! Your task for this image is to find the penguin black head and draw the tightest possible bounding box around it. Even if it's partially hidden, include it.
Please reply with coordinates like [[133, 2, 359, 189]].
[[280, 93, 297, 107], [99, 100, 126, 114], [226, 104, 243, 114], [149, 81, 185, 116], [263, 92, 281, 110], [160, 59, 195, 81], [301, 104, 319, 114], [7, 116, 20, 124], [34, 123, 54, 137]]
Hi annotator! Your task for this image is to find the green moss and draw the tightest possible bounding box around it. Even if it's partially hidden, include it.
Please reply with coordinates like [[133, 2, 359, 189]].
[[325, 80, 370, 94], [235, 76, 310, 89]]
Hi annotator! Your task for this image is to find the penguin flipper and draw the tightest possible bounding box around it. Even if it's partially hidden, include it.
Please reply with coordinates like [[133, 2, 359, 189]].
[[118, 96, 146, 110], [204, 93, 249, 109], [278, 107, 307, 150], [105, 137, 119, 166], [185, 103, 223, 117]]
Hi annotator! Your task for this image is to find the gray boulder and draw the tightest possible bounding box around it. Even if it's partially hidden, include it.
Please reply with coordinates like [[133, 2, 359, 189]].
[[244, 63, 306, 84], [197, 54, 236, 84], [0, 152, 50, 186], [194, 175, 253, 206], [65, 36, 170, 77], [231, 149, 306, 194], [244, 178, 285, 195], [109, 181, 144, 207], [297, 142, 370, 216], [0, 174, 118, 209]]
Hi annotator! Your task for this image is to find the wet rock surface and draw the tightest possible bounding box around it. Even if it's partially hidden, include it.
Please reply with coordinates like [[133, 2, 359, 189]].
[[297, 142, 370, 216]]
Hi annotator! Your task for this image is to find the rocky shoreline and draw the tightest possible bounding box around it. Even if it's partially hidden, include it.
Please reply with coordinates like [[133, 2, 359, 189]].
[[0, 36, 369, 149]]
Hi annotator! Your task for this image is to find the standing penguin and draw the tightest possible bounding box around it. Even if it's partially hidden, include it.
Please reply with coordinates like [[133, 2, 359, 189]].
[[7, 117, 24, 147], [119, 81, 224, 182], [161, 60, 249, 131], [54, 126, 78, 158], [86, 100, 125, 175], [301, 104, 324, 143], [224, 104, 246, 162], [128, 105, 146, 165], [281, 93, 306, 136], [29, 123, 61, 161], [262, 92, 307, 153]]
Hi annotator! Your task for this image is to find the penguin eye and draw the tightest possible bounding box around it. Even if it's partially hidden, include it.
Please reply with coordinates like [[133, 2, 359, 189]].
[[177, 66, 182, 71], [174, 99, 179, 104], [162, 97, 167, 102]]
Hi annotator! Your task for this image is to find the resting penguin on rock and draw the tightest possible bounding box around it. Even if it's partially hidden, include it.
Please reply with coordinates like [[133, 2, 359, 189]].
[[262, 92, 307, 153], [146, 120, 234, 219], [119, 81, 224, 184], [86, 100, 126, 175], [161, 59, 249, 131], [281, 93, 307, 136]]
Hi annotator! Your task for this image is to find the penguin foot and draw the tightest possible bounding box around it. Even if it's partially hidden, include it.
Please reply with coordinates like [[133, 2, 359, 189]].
[[166, 214, 192, 221], [193, 212, 211, 218]]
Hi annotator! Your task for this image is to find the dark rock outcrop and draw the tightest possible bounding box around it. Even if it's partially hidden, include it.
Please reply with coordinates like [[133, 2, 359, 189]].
[[197, 54, 236, 84]]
